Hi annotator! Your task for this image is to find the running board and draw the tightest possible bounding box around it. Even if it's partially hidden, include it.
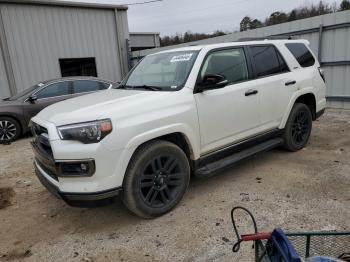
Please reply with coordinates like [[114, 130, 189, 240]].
[[195, 138, 284, 177]]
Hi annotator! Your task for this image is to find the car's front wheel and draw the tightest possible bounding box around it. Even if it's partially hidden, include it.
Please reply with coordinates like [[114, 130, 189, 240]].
[[123, 140, 190, 218], [0, 117, 21, 143], [283, 103, 312, 151]]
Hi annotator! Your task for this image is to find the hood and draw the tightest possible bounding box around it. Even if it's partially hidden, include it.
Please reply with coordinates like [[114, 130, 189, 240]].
[[36, 89, 175, 126], [0, 98, 22, 107]]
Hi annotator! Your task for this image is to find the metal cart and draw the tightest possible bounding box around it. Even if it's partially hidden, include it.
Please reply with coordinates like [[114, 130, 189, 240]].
[[231, 206, 350, 261]]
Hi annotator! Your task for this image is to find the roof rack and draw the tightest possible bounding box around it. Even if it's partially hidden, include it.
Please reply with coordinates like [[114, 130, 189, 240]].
[[236, 35, 295, 42]]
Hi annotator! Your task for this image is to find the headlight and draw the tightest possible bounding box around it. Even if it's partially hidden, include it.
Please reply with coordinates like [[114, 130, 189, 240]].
[[57, 119, 112, 144]]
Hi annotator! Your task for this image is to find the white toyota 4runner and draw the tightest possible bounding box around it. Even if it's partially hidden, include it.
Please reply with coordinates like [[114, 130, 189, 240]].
[[31, 39, 326, 218]]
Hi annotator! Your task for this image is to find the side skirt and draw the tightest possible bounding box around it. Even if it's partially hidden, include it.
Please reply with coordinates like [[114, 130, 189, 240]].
[[194, 129, 284, 177]]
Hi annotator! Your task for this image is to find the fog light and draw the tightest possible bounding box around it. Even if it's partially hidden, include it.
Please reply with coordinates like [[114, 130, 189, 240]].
[[57, 160, 95, 177]]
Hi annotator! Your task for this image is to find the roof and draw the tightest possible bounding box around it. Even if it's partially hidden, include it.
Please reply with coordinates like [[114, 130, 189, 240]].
[[40, 76, 117, 85], [0, 0, 128, 10], [130, 32, 160, 36], [155, 39, 310, 54]]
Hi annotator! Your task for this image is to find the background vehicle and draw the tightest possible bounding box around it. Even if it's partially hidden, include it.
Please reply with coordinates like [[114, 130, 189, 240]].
[[31, 39, 326, 218], [0, 77, 114, 143]]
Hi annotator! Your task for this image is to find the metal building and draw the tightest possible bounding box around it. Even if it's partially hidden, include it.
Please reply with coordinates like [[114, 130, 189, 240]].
[[0, 0, 129, 99], [130, 32, 160, 51], [133, 10, 350, 109]]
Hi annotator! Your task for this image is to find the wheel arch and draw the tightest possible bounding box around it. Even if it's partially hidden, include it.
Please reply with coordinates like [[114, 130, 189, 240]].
[[280, 90, 317, 129], [295, 93, 316, 120], [132, 132, 196, 161]]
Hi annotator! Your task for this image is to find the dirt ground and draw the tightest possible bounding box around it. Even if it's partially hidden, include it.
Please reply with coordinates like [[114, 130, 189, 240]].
[[0, 109, 350, 262]]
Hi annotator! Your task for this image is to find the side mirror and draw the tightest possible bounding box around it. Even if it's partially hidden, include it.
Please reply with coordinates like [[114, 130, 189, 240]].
[[195, 74, 228, 93], [28, 95, 37, 103]]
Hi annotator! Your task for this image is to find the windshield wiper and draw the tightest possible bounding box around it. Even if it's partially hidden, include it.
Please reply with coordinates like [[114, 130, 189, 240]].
[[116, 84, 162, 91], [131, 85, 162, 91]]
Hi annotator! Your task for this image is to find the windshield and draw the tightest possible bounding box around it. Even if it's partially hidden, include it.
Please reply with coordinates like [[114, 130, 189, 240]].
[[8, 84, 42, 100], [120, 50, 199, 91]]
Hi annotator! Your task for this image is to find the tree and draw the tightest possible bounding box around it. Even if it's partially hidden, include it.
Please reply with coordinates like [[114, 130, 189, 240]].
[[288, 9, 297, 21], [240, 16, 252, 31], [266, 11, 288, 26], [249, 19, 263, 29], [340, 0, 350, 10]]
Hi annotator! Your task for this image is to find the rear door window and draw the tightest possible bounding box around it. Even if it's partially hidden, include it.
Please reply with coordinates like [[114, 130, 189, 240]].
[[73, 80, 102, 94], [285, 43, 315, 67], [249, 45, 285, 78], [36, 82, 71, 99]]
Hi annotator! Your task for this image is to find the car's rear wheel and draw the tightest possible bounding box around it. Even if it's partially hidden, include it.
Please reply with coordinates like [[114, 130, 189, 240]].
[[283, 103, 312, 151], [123, 140, 190, 218], [0, 117, 21, 143]]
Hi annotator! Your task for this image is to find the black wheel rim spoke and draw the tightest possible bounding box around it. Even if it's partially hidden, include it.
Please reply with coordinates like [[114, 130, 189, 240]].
[[139, 155, 183, 208], [292, 111, 309, 146]]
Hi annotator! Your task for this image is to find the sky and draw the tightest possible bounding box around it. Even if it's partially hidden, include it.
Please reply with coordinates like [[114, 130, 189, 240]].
[[68, 0, 340, 35]]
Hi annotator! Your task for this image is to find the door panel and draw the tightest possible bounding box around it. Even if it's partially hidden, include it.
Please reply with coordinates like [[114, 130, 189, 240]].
[[254, 73, 294, 130], [194, 47, 261, 154], [195, 80, 260, 154], [248, 45, 293, 130]]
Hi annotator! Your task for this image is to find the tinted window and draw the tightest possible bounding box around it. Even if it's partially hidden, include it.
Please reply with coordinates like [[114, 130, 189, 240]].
[[286, 43, 315, 67], [36, 82, 70, 99], [59, 57, 97, 77], [277, 51, 289, 73], [73, 80, 101, 93], [200, 48, 249, 84], [250, 46, 282, 78]]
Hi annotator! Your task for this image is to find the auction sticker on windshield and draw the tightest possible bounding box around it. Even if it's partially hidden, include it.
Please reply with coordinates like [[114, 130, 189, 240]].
[[170, 53, 193, 63]]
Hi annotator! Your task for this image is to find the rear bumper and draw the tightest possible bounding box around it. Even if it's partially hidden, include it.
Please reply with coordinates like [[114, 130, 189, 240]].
[[34, 162, 122, 207]]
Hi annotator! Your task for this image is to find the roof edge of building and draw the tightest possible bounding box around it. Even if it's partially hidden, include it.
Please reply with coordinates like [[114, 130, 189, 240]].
[[0, 0, 128, 10], [130, 32, 160, 35]]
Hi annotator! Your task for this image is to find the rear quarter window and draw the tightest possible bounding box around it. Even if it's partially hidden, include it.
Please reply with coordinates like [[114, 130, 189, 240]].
[[285, 43, 315, 67]]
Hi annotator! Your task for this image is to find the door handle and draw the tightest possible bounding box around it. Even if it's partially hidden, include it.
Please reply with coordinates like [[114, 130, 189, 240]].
[[245, 89, 258, 96], [285, 80, 296, 86]]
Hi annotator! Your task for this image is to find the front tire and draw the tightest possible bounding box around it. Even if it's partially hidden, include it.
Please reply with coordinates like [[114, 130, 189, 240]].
[[123, 140, 190, 218], [0, 117, 21, 143], [283, 103, 312, 152]]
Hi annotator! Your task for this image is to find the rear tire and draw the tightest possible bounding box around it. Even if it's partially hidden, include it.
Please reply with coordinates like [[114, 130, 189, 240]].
[[123, 140, 190, 218], [0, 117, 21, 143], [283, 103, 312, 152]]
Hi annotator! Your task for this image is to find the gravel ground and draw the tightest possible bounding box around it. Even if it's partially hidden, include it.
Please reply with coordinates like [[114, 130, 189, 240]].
[[0, 109, 350, 262]]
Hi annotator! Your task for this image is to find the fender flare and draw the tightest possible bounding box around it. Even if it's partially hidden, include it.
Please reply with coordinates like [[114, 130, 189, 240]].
[[279, 88, 316, 129], [124, 123, 200, 160]]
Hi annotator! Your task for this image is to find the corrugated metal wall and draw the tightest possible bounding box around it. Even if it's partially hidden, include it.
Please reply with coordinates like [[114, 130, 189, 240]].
[[0, 3, 129, 97], [0, 44, 9, 98], [132, 10, 350, 108], [130, 33, 160, 49]]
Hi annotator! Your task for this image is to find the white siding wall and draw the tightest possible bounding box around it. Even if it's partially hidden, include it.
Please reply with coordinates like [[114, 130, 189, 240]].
[[0, 3, 127, 95]]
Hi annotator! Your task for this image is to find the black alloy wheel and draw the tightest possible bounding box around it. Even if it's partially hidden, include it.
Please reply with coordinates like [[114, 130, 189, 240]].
[[123, 140, 190, 218], [291, 110, 310, 147], [283, 103, 312, 151], [139, 155, 183, 208]]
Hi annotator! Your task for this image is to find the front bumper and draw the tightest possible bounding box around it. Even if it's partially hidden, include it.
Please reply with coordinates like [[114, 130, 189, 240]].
[[34, 162, 122, 207]]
